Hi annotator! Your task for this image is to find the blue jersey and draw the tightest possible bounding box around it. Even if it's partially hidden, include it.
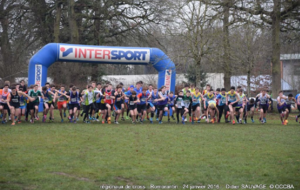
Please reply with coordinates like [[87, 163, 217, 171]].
[[137, 92, 149, 105], [157, 91, 168, 105], [134, 87, 142, 94], [69, 92, 80, 104], [168, 95, 176, 106], [216, 94, 226, 106], [146, 90, 153, 102], [296, 94, 300, 103], [151, 92, 159, 105]]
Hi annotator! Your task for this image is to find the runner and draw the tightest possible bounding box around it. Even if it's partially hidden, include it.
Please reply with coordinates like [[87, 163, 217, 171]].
[[175, 91, 184, 124], [155, 86, 169, 124], [7, 86, 34, 125], [41, 86, 56, 122], [137, 87, 150, 123], [216, 88, 227, 123], [0, 84, 10, 123], [206, 100, 219, 124], [256, 89, 270, 124], [191, 88, 202, 123], [125, 90, 140, 124], [28, 84, 44, 123], [66, 86, 82, 123], [226, 86, 240, 125], [167, 91, 176, 122], [113, 85, 125, 124], [57, 86, 68, 122], [181, 90, 192, 124]]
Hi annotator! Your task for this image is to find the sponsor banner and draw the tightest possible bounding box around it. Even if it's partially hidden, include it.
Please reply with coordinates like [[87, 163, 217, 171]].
[[59, 45, 150, 63], [35, 64, 42, 91], [165, 69, 172, 92]]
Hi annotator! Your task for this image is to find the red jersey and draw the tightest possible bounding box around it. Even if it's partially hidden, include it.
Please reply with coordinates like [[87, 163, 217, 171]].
[[104, 90, 113, 104]]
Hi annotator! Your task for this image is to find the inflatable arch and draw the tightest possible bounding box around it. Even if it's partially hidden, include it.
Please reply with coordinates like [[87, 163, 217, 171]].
[[28, 43, 176, 110]]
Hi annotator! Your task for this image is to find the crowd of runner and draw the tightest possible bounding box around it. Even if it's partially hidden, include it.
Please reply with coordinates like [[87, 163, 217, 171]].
[[0, 80, 300, 126]]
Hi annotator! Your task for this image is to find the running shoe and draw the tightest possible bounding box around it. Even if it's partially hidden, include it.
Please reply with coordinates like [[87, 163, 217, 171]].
[[232, 120, 235, 125]]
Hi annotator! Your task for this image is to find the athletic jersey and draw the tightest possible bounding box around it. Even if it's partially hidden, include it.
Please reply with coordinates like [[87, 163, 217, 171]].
[[237, 93, 245, 107], [10, 92, 20, 104], [277, 96, 286, 106], [157, 91, 168, 105], [258, 94, 268, 105], [182, 89, 189, 96], [129, 96, 137, 106], [203, 93, 215, 101], [168, 95, 176, 106], [203, 93, 215, 106], [182, 95, 192, 108], [189, 88, 196, 94], [208, 100, 216, 107], [247, 97, 255, 106], [0, 89, 9, 104], [49, 90, 56, 101], [115, 92, 124, 105], [192, 92, 201, 105], [137, 92, 149, 105], [146, 90, 153, 103], [104, 90, 114, 104], [286, 98, 294, 106], [151, 91, 159, 105], [216, 93, 227, 106], [134, 87, 142, 94], [175, 95, 184, 108], [83, 91, 95, 105], [42, 91, 53, 103], [68, 92, 81, 104], [227, 91, 237, 102], [58, 90, 67, 102], [295, 94, 300, 104], [96, 94, 102, 103], [20, 95, 27, 107], [29, 90, 42, 103]]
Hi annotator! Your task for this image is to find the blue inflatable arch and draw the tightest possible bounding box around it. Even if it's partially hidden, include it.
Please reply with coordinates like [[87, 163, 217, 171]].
[[28, 43, 176, 107]]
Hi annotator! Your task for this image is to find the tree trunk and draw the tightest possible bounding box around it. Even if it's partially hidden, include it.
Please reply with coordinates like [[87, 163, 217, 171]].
[[0, 17, 14, 82], [90, 0, 101, 82], [54, 2, 62, 43], [68, 0, 79, 44], [247, 69, 251, 96], [195, 60, 201, 88], [271, 0, 281, 96], [223, 2, 231, 90]]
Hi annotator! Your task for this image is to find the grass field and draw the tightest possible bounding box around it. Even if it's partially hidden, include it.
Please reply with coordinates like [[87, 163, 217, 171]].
[[0, 111, 300, 190]]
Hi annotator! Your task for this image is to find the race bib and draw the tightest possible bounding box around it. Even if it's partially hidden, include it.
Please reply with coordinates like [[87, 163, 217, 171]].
[[130, 101, 135, 105], [106, 95, 110, 100], [71, 98, 77, 102], [44, 97, 49, 103], [12, 99, 18, 103]]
